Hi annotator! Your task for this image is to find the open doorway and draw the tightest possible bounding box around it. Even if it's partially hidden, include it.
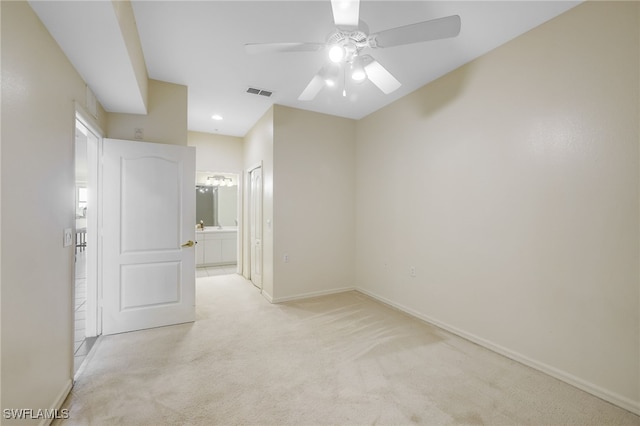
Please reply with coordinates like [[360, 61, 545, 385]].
[[74, 117, 99, 373], [195, 171, 240, 278]]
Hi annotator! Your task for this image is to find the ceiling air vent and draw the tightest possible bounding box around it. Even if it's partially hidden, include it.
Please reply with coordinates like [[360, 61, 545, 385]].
[[246, 87, 273, 97]]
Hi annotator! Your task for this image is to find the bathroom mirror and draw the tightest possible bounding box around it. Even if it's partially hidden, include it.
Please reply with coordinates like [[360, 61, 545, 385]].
[[196, 171, 238, 227]]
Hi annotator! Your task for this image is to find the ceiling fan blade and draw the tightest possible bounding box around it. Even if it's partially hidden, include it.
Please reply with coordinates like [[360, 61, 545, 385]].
[[362, 56, 401, 94], [298, 71, 325, 101], [372, 15, 461, 48], [245, 42, 325, 55], [331, 0, 360, 28]]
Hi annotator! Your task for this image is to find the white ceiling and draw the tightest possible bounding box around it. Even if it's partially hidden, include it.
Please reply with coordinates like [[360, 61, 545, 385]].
[[31, 1, 580, 137], [30, 0, 148, 114]]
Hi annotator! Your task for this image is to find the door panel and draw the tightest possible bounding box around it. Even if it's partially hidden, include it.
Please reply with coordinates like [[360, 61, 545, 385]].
[[121, 156, 180, 252], [102, 138, 195, 335], [120, 262, 181, 309]]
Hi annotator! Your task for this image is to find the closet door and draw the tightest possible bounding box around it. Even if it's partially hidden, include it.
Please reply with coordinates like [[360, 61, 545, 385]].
[[249, 166, 262, 288]]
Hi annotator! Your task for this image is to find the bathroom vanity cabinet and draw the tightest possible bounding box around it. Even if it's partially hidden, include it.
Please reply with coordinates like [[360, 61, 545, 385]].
[[195, 228, 237, 266]]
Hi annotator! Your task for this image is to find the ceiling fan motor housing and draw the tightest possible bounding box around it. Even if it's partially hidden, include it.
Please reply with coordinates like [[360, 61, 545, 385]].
[[327, 28, 370, 63]]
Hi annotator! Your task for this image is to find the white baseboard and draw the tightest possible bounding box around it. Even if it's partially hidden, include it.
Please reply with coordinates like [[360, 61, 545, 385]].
[[261, 289, 273, 303], [271, 286, 355, 304], [356, 287, 640, 417], [41, 378, 72, 426]]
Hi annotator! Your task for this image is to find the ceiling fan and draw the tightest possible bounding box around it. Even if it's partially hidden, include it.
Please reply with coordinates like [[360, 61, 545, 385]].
[[245, 0, 461, 101]]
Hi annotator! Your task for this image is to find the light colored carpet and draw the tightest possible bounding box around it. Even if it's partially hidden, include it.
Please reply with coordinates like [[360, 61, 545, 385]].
[[58, 274, 640, 425]]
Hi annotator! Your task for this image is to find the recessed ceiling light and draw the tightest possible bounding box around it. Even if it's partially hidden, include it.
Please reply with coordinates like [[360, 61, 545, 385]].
[[211, 114, 223, 120]]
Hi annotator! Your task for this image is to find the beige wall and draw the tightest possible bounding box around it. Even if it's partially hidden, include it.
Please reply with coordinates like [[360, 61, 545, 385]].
[[242, 105, 357, 302], [0, 2, 107, 422], [272, 106, 356, 301], [355, 1, 639, 412], [188, 131, 244, 174], [107, 79, 187, 145], [243, 107, 275, 299]]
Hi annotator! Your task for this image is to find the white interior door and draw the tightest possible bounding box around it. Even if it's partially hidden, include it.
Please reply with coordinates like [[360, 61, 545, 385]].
[[102, 138, 196, 335], [249, 166, 263, 288]]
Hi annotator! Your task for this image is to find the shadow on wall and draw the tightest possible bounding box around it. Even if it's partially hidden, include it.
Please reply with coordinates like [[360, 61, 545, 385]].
[[414, 64, 469, 119]]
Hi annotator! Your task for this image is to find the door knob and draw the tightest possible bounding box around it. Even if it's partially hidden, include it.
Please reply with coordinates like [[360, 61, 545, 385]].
[[181, 240, 195, 248]]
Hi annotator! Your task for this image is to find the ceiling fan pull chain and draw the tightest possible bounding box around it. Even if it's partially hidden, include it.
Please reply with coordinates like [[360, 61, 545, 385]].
[[342, 66, 347, 97]]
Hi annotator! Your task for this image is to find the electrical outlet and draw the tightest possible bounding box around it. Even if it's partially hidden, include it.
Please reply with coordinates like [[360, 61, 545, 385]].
[[63, 228, 73, 247], [284, 254, 289, 263], [410, 266, 416, 277]]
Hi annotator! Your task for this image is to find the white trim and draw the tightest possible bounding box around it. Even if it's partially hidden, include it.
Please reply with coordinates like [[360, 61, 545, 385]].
[[74, 117, 101, 338], [261, 290, 273, 303], [40, 378, 72, 426], [74, 103, 104, 338], [74, 101, 103, 138], [271, 286, 355, 304], [356, 287, 640, 417], [236, 172, 243, 276]]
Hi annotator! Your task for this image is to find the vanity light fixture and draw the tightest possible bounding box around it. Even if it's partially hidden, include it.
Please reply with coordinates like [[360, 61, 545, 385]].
[[207, 175, 234, 187]]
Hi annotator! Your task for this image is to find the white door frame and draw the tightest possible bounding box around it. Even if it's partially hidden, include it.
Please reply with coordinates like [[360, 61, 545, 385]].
[[75, 106, 102, 337], [236, 172, 244, 275], [196, 169, 244, 275]]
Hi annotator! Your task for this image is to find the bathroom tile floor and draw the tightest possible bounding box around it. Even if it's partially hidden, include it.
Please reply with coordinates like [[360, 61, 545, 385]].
[[196, 264, 237, 278]]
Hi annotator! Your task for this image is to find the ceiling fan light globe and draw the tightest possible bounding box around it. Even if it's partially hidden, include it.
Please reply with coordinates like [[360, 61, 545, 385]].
[[351, 67, 366, 82], [329, 45, 345, 63], [351, 55, 367, 82]]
